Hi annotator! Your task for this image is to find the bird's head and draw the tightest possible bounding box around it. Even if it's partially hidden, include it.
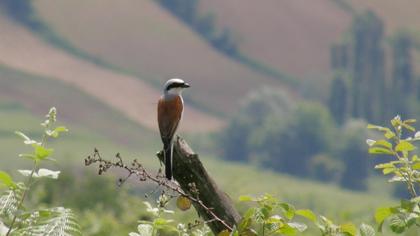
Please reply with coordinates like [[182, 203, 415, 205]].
[[164, 78, 190, 95]]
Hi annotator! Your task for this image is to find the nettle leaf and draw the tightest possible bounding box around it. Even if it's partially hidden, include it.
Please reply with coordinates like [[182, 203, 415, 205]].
[[389, 214, 406, 233], [0, 171, 17, 189], [15, 207, 81, 236], [33, 144, 54, 161], [15, 131, 40, 145], [395, 141, 416, 152], [0, 189, 20, 218], [279, 203, 295, 219], [359, 223, 375, 236], [19, 168, 60, 180], [375, 207, 393, 224], [37, 169, 60, 179], [46, 126, 68, 138], [295, 209, 317, 222]]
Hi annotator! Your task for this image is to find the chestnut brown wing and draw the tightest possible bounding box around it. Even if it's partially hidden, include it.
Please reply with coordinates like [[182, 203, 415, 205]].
[[157, 95, 183, 143]]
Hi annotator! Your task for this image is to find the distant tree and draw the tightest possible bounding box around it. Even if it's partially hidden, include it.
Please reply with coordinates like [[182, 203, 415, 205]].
[[392, 32, 414, 117], [328, 72, 349, 125], [339, 120, 369, 191], [221, 87, 293, 162], [308, 154, 343, 182], [351, 11, 385, 123], [256, 102, 334, 177]]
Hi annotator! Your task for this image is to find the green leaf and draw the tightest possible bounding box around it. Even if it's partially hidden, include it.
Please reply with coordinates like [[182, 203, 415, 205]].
[[401, 123, 415, 132], [395, 141, 416, 152], [369, 147, 394, 155], [375, 207, 392, 224], [404, 119, 416, 124], [46, 126, 69, 138], [382, 167, 396, 175], [33, 144, 54, 160], [359, 223, 375, 236], [389, 214, 406, 233], [15, 131, 40, 145], [0, 171, 16, 189], [373, 140, 393, 149], [340, 223, 357, 236], [154, 218, 173, 226], [295, 209, 317, 222], [374, 163, 394, 169], [384, 131, 396, 139], [279, 203, 295, 220], [276, 223, 297, 235], [238, 216, 252, 232], [412, 162, 420, 170]]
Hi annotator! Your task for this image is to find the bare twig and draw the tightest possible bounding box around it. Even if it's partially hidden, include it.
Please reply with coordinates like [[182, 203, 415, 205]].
[[84, 148, 234, 232]]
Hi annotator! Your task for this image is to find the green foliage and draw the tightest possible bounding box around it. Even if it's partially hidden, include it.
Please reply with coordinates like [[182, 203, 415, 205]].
[[367, 116, 420, 233], [221, 87, 293, 162], [0, 107, 81, 235], [339, 120, 370, 190], [235, 194, 309, 235], [129, 196, 211, 236], [236, 194, 375, 236], [253, 101, 334, 177]]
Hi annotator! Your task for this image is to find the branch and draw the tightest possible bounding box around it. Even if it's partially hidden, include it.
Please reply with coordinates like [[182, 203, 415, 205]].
[[84, 136, 241, 234]]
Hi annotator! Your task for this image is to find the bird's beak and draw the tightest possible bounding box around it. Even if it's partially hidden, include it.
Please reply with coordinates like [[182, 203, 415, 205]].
[[182, 82, 190, 88]]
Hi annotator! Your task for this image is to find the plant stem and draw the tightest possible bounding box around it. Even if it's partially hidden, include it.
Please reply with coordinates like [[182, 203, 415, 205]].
[[6, 163, 37, 236]]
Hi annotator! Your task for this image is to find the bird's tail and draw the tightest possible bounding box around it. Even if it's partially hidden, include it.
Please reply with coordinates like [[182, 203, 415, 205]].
[[163, 142, 173, 180]]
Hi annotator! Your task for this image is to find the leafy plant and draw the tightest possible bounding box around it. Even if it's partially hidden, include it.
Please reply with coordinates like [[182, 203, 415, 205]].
[[233, 194, 310, 235], [129, 194, 211, 236], [367, 115, 420, 233], [0, 107, 81, 235]]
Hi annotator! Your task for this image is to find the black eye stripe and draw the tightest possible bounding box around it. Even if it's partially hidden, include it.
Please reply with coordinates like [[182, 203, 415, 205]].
[[166, 82, 184, 91]]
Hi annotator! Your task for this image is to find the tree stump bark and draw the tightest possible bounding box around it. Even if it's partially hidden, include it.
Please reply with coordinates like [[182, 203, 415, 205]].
[[157, 137, 241, 234]]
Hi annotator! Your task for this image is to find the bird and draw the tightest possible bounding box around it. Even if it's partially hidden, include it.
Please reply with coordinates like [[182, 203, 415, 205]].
[[157, 78, 190, 180]]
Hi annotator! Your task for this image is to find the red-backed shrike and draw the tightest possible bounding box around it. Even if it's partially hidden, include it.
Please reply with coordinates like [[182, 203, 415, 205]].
[[158, 78, 190, 180]]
